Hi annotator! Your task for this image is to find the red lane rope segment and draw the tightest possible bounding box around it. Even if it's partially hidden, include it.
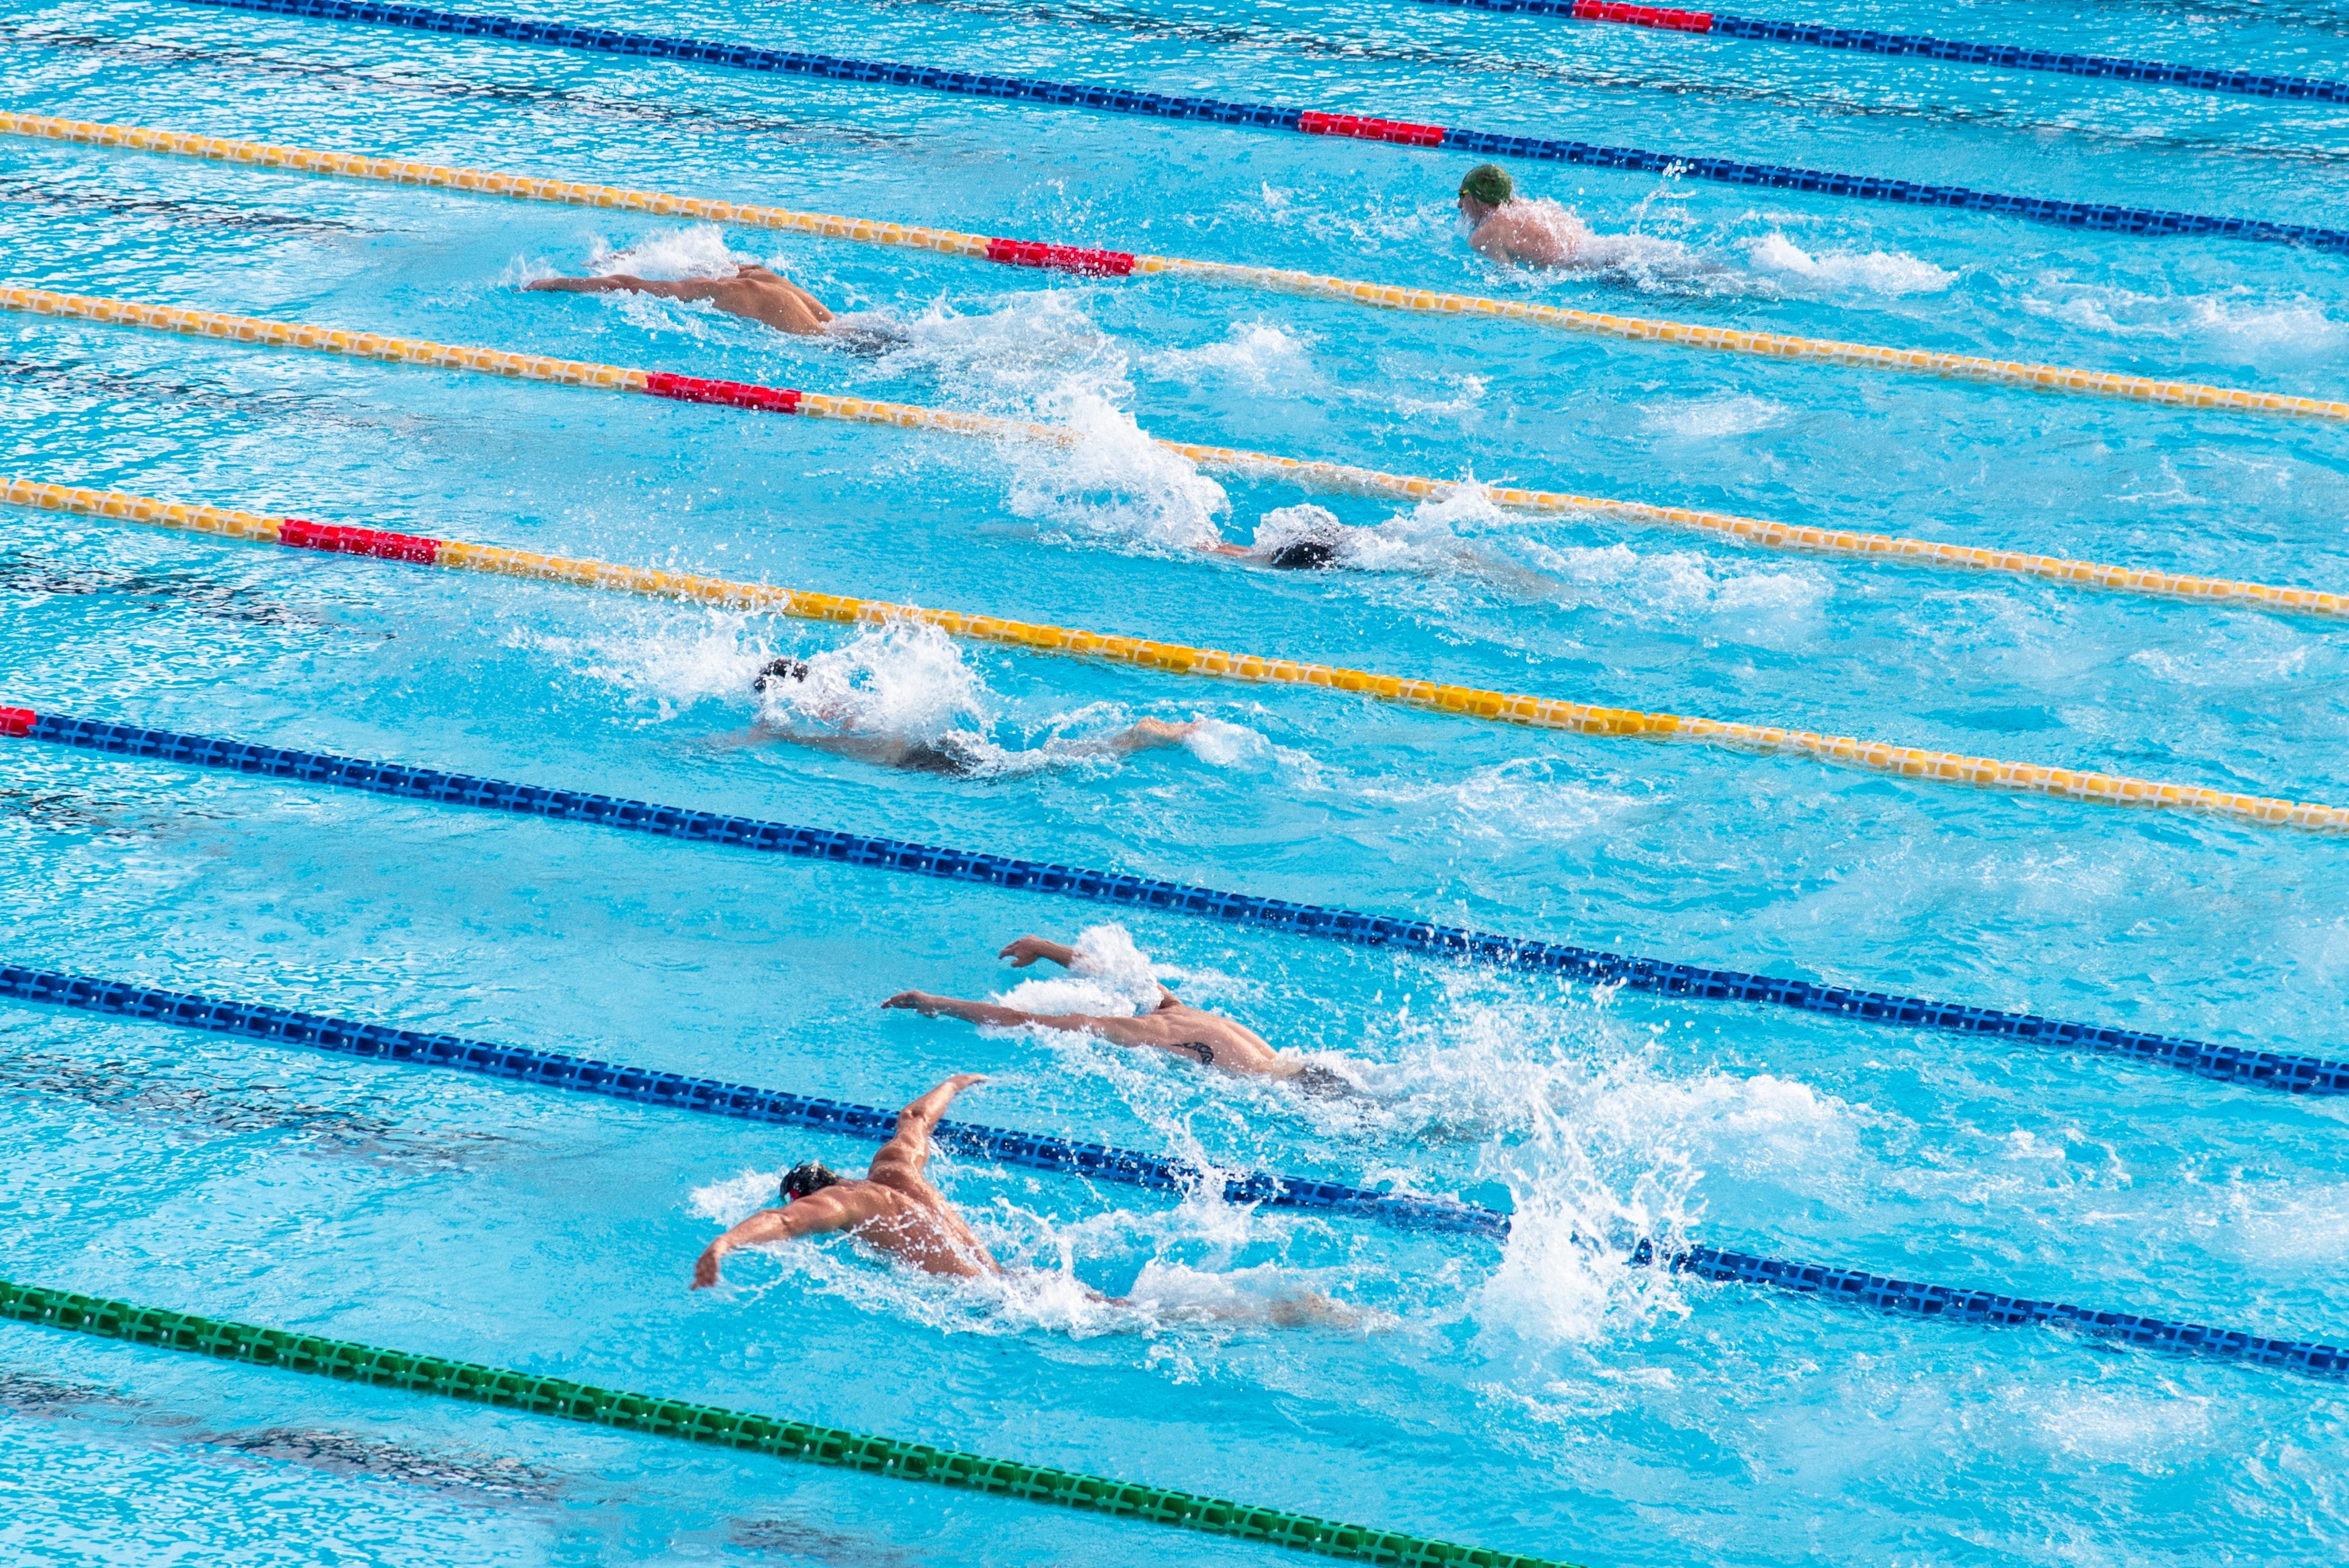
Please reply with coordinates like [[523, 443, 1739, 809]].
[[640, 371, 806, 414], [983, 238, 1138, 276], [1295, 110, 1451, 146], [1573, 2, 1717, 32]]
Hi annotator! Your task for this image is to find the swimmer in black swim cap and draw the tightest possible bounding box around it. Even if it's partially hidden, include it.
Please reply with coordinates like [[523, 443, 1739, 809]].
[[743, 657, 1203, 776], [780, 1161, 842, 1202], [1267, 538, 1338, 570], [1198, 504, 1350, 570], [753, 657, 810, 691], [695, 1072, 1374, 1327]]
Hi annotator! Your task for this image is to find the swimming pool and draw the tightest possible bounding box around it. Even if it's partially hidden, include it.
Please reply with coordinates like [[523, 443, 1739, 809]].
[[2, 0, 2346, 1559]]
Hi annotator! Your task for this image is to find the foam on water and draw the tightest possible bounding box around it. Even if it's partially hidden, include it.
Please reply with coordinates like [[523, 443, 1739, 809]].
[[1745, 232, 1960, 296], [2018, 276, 2347, 357], [1141, 321, 1317, 392], [1640, 393, 1796, 440]]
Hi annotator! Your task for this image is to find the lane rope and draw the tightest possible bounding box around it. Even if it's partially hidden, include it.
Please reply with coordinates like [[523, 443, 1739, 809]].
[[172, 0, 2349, 252], [7, 481, 2347, 830], [7, 963, 2343, 1377], [11, 114, 2348, 425], [0, 962, 1499, 1237], [1421, 0, 2349, 105], [7, 290, 2346, 626], [0, 1277, 1572, 1566], [6, 703, 2344, 1096]]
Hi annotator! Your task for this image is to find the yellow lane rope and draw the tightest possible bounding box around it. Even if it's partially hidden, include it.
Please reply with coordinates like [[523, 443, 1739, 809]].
[[5, 284, 2340, 620], [6, 111, 2344, 425], [7, 475, 2343, 832]]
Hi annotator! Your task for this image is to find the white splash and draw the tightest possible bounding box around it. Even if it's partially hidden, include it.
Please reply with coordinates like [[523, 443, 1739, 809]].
[[1745, 232, 1957, 296], [1003, 388, 1231, 552], [995, 923, 1168, 1017], [1143, 321, 1316, 390], [585, 223, 746, 280], [752, 621, 991, 740]]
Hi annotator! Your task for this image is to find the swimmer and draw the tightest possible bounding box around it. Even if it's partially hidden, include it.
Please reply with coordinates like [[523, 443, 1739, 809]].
[[695, 1074, 998, 1285], [527, 262, 835, 336], [749, 657, 1201, 777], [692, 1072, 1367, 1326], [1455, 163, 1587, 269], [881, 934, 1363, 1099], [1198, 537, 1343, 571], [1455, 163, 1722, 281]]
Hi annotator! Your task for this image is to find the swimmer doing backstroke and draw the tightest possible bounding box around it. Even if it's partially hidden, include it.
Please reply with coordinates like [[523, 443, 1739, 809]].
[[691, 1072, 1364, 1326]]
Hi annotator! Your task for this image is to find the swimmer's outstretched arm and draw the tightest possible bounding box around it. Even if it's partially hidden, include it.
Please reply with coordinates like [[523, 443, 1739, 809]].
[[526, 273, 726, 303], [883, 991, 1105, 1033]]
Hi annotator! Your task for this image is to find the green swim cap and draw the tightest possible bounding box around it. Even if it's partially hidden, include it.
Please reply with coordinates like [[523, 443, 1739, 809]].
[[1458, 163, 1514, 206]]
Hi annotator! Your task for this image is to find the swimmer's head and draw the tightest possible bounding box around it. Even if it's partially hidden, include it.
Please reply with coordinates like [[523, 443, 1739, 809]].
[[781, 1162, 842, 1204], [1268, 538, 1339, 571], [754, 657, 810, 691], [1458, 163, 1514, 221]]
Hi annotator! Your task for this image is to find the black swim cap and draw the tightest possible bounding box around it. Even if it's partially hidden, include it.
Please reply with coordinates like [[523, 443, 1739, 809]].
[[1268, 539, 1339, 571], [781, 1162, 842, 1202], [1458, 163, 1513, 207], [754, 657, 811, 691]]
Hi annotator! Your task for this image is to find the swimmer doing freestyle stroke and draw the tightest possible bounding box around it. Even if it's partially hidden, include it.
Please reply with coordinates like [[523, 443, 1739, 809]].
[[884, 934, 1363, 1098], [692, 1072, 1364, 1326], [527, 262, 910, 352], [746, 657, 1201, 777]]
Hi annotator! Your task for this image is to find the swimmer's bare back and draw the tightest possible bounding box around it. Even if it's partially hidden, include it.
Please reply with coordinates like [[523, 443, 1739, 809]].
[[1467, 205, 1585, 270], [693, 1075, 997, 1286], [527, 264, 835, 335], [883, 934, 1299, 1081]]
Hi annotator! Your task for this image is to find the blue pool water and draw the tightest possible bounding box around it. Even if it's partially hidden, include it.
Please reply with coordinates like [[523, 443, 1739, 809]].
[[2, 0, 2347, 1560]]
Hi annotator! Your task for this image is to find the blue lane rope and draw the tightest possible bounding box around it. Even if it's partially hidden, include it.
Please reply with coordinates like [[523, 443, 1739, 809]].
[[1640, 1240, 2346, 1378], [6, 961, 2342, 1379], [1417, 0, 2349, 106], [0, 962, 1497, 1235], [12, 707, 2346, 1101], [173, 0, 2349, 253]]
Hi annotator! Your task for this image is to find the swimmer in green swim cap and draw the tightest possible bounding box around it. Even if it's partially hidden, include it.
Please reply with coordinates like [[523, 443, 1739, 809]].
[[1455, 162, 1589, 269]]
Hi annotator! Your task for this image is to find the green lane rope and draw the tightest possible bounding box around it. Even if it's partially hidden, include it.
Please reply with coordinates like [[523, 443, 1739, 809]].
[[0, 1277, 1579, 1567]]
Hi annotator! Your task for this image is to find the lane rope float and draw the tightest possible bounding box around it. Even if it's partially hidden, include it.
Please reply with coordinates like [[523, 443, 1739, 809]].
[[6, 964, 2342, 1377], [0, 1277, 1573, 1567], [174, 0, 2349, 252], [8, 287, 2344, 620], [1420, 0, 2349, 104], [7, 481, 2346, 831], [5, 703, 2344, 1097], [0, 961, 1500, 1238], [11, 114, 2349, 426]]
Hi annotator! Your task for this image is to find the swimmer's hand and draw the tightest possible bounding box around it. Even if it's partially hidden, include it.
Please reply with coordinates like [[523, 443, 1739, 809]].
[[691, 1241, 728, 1291], [998, 935, 1067, 968], [881, 990, 944, 1015]]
